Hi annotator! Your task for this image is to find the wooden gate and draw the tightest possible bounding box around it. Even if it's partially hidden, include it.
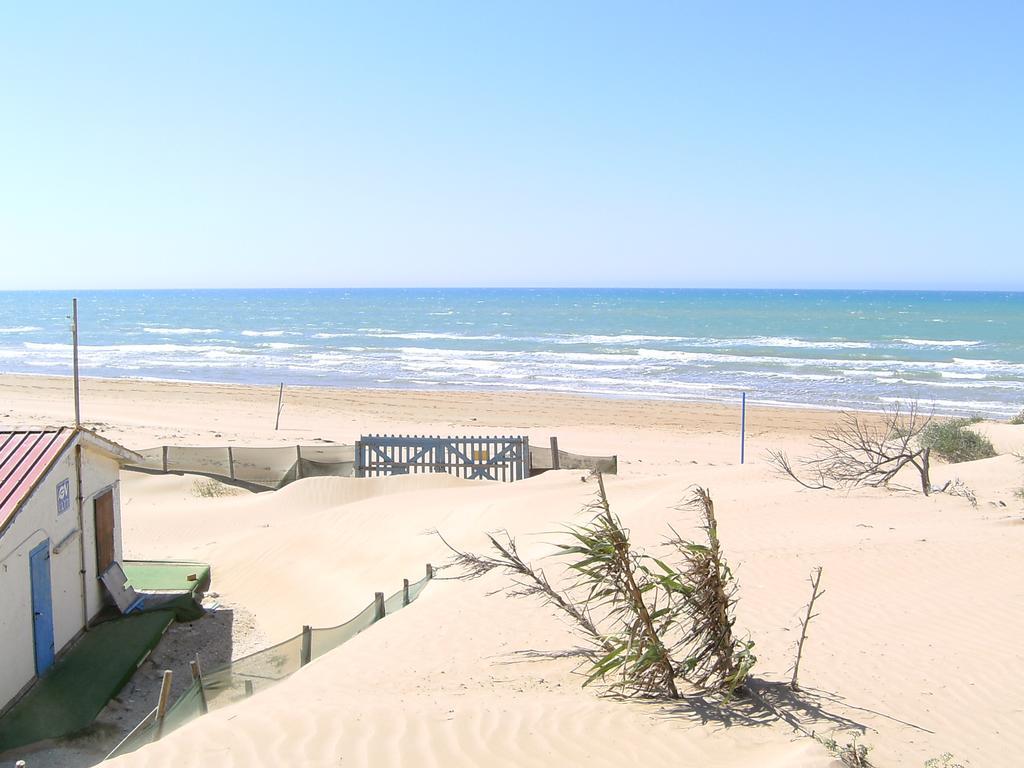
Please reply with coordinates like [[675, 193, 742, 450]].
[[355, 435, 530, 482]]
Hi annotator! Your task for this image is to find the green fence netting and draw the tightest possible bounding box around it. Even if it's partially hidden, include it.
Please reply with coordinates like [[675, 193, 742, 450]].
[[129, 445, 357, 489], [128, 441, 614, 492], [106, 573, 432, 761]]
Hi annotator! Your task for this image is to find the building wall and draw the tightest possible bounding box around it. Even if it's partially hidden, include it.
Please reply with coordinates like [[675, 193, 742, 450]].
[[0, 441, 124, 711]]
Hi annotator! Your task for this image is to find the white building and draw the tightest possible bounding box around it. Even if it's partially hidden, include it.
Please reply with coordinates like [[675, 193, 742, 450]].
[[0, 427, 142, 712]]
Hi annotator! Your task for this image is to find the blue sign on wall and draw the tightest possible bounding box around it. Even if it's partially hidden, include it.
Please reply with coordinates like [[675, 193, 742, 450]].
[[56, 478, 71, 515]]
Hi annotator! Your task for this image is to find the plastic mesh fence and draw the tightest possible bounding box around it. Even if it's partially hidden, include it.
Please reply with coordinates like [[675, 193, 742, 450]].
[[105, 574, 431, 761], [127, 445, 357, 489], [128, 441, 614, 492], [310, 601, 378, 660]]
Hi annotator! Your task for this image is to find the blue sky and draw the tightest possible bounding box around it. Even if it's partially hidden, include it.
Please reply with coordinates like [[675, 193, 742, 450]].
[[1, 3, 1021, 290]]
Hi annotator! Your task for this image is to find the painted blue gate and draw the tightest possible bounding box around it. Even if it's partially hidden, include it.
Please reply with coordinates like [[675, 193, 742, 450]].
[[29, 540, 55, 677]]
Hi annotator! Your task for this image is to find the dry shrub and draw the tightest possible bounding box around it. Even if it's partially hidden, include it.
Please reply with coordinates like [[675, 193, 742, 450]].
[[769, 402, 933, 494]]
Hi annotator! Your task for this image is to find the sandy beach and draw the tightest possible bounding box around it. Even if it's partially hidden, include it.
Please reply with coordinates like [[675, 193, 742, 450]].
[[2, 373, 1023, 767]]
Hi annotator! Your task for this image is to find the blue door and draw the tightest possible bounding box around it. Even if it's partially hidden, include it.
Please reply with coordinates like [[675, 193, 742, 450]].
[[29, 540, 55, 677]]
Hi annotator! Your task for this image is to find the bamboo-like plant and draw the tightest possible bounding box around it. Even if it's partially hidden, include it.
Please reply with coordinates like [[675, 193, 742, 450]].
[[668, 487, 756, 698], [557, 475, 685, 697], [438, 475, 755, 700]]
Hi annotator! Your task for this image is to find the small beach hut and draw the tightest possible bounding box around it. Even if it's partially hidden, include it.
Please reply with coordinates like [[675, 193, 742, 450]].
[[0, 427, 142, 712]]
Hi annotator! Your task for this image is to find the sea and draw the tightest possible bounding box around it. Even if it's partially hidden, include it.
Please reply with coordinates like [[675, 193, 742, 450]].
[[1, 289, 1022, 418]]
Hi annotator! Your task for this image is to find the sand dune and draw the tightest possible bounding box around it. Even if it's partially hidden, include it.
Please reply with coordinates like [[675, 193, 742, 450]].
[[112, 461, 1024, 767], [3, 375, 1022, 767]]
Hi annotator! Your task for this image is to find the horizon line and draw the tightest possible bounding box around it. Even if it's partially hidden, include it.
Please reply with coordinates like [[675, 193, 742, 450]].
[[2, 286, 1024, 294]]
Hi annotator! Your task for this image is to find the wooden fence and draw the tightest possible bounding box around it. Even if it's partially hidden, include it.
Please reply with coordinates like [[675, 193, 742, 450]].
[[354, 435, 530, 482]]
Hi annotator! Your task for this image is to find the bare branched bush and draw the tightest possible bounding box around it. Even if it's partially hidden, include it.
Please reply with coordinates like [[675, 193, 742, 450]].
[[768, 402, 933, 495], [790, 566, 824, 691], [439, 475, 754, 699], [936, 478, 978, 507]]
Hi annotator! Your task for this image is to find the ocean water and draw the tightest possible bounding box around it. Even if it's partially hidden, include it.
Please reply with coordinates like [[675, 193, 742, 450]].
[[0, 289, 1022, 417]]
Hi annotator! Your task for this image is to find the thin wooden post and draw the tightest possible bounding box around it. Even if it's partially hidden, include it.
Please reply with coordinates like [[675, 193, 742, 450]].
[[244, 679, 254, 697], [227, 446, 235, 481], [740, 392, 747, 465], [189, 657, 209, 715], [295, 445, 303, 480], [426, 563, 434, 580], [300, 625, 312, 666], [161, 445, 168, 473], [402, 578, 410, 606], [154, 669, 173, 739], [274, 383, 284, 430], [354, 440, 363, 478], [549, 436, 560, 471], [374, 591, 385, 620]]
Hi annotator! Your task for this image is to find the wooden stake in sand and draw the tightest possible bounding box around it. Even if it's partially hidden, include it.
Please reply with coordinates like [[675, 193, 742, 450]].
[[549, 436, 560, 470], [300, 625, 312, 666], [740, 391, 747, 465], [274, 382, 285, 430], [154, 669, 173, 739], [190, 656, 209, 714]]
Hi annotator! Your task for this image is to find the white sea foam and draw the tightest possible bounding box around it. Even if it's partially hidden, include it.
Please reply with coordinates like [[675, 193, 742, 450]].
[[241, 330, 301, 337], [366, 331, 503, 341], [549, 334, 690, 344], [143, 327, 220, 335], [697, 336, 872, 350], [879, 395, 1016, 414], [897, 338, 982, 347], [0, 326, 42, 334], [940, 372, 987, 380]]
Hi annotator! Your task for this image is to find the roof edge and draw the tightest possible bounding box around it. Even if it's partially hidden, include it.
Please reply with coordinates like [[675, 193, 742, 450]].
[[72, 428, 145, 465]]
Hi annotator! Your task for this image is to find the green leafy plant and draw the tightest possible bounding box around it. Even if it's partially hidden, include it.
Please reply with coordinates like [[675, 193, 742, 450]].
[[667, 488, 755, 698], [1008, 409, 1024, 425], [919, 418, 997, 463], [440, 476, 754, 699]]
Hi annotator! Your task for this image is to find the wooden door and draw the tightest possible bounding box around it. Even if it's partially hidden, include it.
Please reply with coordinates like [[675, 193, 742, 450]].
[[30, 540, 55, 676], [94, 490, 115, 574]]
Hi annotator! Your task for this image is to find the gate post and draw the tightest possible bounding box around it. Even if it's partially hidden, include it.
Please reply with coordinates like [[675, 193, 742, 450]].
[[354, 440, 363, 478]]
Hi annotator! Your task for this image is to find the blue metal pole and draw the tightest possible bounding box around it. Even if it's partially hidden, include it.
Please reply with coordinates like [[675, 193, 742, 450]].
[[740, 392, 746, 465]]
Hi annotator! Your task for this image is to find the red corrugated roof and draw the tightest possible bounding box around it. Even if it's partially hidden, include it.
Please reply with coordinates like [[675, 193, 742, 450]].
[[0, 429, 74, 537]]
